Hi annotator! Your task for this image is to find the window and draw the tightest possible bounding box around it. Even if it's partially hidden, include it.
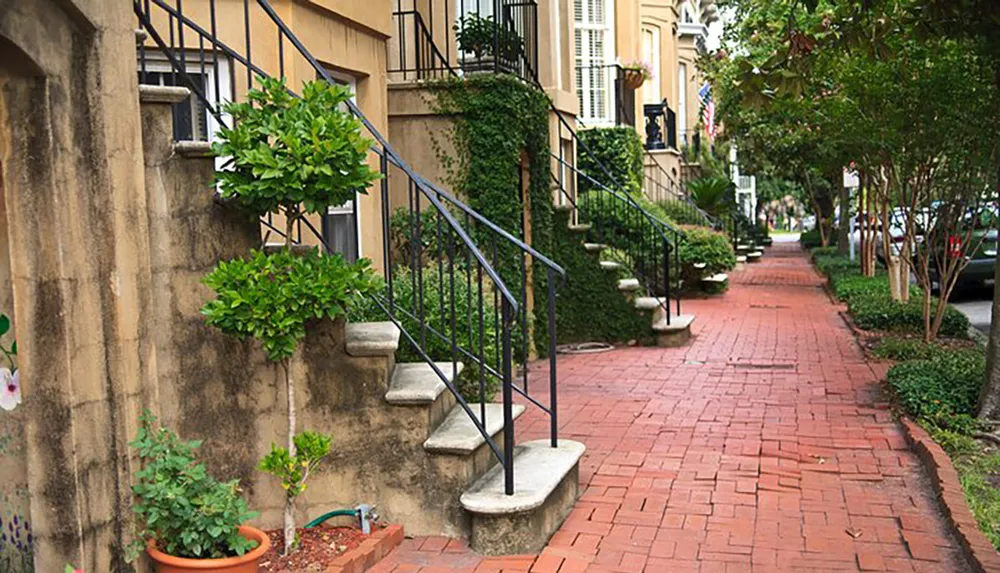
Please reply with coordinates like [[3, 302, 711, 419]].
[[137, 55, 231, 143], [642, 27, 661, 104], [575, 0, 613, 123], [678, 63, 688, 143], [319, 70, 362, 262]]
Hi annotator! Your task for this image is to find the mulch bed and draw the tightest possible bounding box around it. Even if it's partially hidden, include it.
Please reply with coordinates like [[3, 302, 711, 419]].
[[260, 525, 374, 572]]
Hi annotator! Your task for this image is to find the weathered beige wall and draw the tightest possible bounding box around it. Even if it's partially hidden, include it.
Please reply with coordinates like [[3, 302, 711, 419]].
[[0, 0, 157, 570], [0, 75, 30, 573]]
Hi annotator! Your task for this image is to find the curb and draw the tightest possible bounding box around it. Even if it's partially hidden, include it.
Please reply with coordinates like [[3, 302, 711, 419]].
[[899, 417, 1000, 573], [327, 525, 405, 573]]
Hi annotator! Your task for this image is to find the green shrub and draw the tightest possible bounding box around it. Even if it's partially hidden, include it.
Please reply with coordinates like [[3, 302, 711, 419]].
[[810, 246, 838, 260], [849, 292, 969, 337], [872, 337, 951, 361], [577, 127, 644, 195], [351, 265, 501, 402], [129, 412, 258, 560], [679, 226, 736, 288], [657, 199, 715, 227], [955, 452, 1000, 548], [800, 228, 823, 248], [202, 249, 381, 362], [887, 348, 985, 432]]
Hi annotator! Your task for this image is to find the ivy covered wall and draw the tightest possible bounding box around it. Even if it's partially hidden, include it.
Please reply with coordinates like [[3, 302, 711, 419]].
[[551, 207, 653, 345], [430, 74, 555, 354]]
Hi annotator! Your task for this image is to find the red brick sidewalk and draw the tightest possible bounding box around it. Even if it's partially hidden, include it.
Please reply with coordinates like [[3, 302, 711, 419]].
[[371, 242, 968, 572]]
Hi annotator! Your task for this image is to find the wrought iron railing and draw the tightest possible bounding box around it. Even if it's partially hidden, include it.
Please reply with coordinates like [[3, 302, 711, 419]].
[[389, 0, 538, 82], [388, 9, 455, 82], [134, 0, 564, 495]]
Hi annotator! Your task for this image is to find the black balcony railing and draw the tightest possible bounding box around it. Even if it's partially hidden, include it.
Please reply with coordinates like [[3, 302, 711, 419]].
[[389, 0, 538, 83], [135, 0, 563, 496]]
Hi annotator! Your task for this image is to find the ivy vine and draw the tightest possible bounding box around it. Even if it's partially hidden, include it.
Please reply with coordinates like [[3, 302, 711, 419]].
[[429, 74, 555, 354]]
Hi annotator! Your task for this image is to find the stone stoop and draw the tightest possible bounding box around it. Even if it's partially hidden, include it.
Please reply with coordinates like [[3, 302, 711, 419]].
[[344, 322, 579, 549], [701, 273, 729, 294], [652, 314, 696, 347], [141, 81, 584, 553], [747, 250, 764, 262], [461, 440, 586, 555]]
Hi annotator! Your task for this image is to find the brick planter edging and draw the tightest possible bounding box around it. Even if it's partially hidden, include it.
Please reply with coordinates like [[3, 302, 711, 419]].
[[899, 417, 1000, 573], [327, 525, 405, 573]]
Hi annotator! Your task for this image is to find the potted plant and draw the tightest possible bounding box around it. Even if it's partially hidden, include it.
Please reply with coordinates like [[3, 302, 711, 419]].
[[204, 77, 382, 556], [129, 411, 269, 572], [621, 60, 654, 90], [454, 13, 524, 72]]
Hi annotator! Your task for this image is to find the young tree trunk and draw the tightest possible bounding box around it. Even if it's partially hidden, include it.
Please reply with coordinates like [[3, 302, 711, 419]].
[[838, 182, 850, 256], [283, 359, 296, 555]]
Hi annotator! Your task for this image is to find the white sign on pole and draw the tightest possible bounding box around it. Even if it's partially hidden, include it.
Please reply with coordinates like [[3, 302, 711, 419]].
[[843, 168, 860, 189]]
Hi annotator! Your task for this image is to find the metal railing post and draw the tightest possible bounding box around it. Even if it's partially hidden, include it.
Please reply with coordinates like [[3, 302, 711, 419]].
[[663, 238, 671, 326], [502, 298, 515, 495], [547, 267, 557, 448]]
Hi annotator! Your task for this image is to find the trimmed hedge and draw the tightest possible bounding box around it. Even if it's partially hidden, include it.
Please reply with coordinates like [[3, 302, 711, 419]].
[[811, 249, 969, 337], [658, 199, 715, 227]]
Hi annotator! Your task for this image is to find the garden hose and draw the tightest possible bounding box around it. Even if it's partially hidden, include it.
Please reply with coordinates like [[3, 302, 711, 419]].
[[305, 508, 359, 529]]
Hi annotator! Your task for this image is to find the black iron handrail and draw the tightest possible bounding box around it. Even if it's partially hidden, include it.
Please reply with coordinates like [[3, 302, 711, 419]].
[[135, 0, 564, 495]]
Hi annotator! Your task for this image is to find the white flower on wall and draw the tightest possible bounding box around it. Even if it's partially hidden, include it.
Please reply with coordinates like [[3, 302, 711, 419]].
[[0, 369, 20, 411]]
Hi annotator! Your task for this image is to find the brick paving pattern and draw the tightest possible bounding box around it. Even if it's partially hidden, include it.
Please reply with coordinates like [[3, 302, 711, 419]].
[[371, 243, 968, 572]]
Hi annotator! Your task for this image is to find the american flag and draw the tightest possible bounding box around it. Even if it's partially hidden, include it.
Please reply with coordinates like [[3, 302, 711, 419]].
[[699, 83, 717, 140]]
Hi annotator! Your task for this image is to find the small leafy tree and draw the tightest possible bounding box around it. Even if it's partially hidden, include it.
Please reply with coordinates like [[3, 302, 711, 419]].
[[259, 430, 332, 549], [205, 78, 382, 555]]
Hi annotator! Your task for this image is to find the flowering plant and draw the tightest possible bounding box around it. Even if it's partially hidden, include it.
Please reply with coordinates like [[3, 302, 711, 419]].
[[621, 60, 655, 82], [0, 313, 18, 411]]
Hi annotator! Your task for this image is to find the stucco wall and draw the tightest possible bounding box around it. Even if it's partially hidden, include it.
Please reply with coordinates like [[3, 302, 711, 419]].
[[0, 0, 156, 570]]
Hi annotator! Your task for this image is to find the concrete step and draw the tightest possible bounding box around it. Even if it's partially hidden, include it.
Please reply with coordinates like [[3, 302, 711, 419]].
[[617, 278, 641, 292], [138, 84, 190, 104], [174, 140, 213, 158], [461, 439, 586, 555], [693, 262, 707, 270], [736, 255, 747, 263], [424, 403, 525, 456], [599, 261, 623, 271], [345, 321, 400, 357], [652, 314, 696, 348], [567, 223, 592, 233], [386, 362, 464, 405], [633, 296, 666, 311], [583, 243, 608, 252], [747, 251, 763, 261], [702, 273, 729, 284]]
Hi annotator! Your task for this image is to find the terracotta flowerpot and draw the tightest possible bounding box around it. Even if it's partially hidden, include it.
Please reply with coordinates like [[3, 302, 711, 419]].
[[147, 526, 270, 573], [623, 69, 645, 90]]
